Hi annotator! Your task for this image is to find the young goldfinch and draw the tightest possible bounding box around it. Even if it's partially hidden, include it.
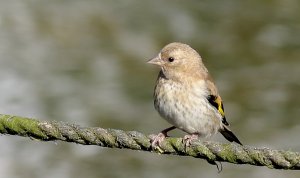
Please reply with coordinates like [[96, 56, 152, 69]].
[[148, 42, 242, 147]]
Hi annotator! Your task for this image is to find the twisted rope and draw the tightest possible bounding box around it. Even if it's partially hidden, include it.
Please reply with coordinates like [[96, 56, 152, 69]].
[[0, 114, 299, 170]]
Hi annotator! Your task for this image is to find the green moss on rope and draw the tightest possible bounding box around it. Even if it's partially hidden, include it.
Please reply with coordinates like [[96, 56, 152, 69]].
[[0, 114, 47, 139]]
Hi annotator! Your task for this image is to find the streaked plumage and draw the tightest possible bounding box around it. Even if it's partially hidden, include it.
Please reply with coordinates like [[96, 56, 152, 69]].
[[148, 42, 242, 146]]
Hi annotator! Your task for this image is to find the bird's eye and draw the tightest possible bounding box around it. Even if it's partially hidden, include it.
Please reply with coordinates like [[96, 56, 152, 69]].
[[168, 57, 174, 62]]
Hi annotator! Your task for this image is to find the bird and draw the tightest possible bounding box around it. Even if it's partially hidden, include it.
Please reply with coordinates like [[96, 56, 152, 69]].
[[147, 42, 242, 147]]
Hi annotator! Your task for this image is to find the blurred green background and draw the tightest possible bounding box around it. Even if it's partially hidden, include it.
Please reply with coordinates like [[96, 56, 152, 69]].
[[0, 1, 300, 178]]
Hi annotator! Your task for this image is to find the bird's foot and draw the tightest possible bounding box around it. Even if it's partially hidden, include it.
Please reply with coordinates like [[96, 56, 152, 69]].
[[150, 126, 176, 149], [150, 132, 167, 148], [183, 134, 199, 147]]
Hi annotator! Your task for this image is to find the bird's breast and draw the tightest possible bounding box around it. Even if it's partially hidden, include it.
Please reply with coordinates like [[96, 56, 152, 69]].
[[154, 79, 221, 135]]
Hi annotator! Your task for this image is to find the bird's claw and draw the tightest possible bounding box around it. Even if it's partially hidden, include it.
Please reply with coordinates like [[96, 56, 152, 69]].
[[150, 132, 167, 148], [183, 134, 199, 147]]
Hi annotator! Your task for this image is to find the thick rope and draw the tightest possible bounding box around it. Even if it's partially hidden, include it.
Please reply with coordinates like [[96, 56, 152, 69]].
[[0, 114, 299, 170]]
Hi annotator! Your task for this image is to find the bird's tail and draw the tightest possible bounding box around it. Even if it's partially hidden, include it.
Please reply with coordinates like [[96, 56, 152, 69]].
[[220, 126, 242, 145]]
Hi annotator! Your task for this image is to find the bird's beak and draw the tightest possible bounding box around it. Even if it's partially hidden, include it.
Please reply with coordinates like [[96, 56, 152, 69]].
[[147, 56, 162, 66]]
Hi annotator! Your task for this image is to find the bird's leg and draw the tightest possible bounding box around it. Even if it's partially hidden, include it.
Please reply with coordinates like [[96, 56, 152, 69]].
[[183, 134, 199, 147], [150, 126, 176, 148]]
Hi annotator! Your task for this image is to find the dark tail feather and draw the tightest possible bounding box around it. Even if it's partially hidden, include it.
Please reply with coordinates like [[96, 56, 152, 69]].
[[220, 126, 242, 145]]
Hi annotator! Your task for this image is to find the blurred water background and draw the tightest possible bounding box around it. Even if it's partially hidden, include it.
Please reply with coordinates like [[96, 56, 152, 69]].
[[0, 1, 300, 178]]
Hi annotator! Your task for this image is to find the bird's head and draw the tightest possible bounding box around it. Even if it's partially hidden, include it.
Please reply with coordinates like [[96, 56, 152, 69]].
[[148, 42, 208, 81]]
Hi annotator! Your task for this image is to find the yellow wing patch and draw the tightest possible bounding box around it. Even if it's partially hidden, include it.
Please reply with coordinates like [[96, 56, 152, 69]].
[[214, 96, 225, 117], [207, 95, 229, 126]]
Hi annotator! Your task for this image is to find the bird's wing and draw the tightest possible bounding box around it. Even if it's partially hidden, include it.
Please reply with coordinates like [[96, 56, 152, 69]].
[[207, 95, 229, 126]]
